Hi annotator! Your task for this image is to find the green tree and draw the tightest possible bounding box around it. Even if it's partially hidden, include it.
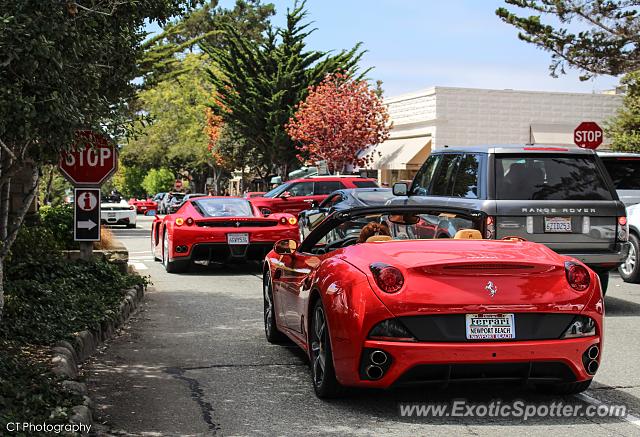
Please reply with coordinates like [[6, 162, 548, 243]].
[[113, 163, 147, 199], [204, 1, 367, 178], [607, 71, 640, 152], [496, 1, 640, 79], [0, 0, 199, 317], [142, 168, 177, 194], [123, 54, 214, 191]]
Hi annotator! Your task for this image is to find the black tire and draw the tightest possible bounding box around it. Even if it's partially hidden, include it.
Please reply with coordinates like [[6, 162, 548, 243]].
[[162, 231, 188, 273], [263, 270, 287, 343], [151, 232, 161, 262], [619, 233, 640, 283], [309, 298, 342, 398], [536, 379, 592, 395], [596, 270, 609, 295]]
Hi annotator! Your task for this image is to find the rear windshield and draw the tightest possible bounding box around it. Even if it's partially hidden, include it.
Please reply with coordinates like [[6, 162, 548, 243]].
[[193, 198, 254, 217], [352, 190, 394, 205], [601, 157, 640, 190], [353, 180, 378, 188], [495, 155, 613, 201]]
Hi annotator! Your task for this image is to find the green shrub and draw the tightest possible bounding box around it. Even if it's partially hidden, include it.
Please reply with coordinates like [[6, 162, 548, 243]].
[[0, 341, 80, 434], [39, 204, 75, 249]]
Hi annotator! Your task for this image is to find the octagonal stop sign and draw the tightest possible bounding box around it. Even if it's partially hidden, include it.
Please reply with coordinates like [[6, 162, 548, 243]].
[[59, 131, 118, 186], [574, 121, 604, 150]]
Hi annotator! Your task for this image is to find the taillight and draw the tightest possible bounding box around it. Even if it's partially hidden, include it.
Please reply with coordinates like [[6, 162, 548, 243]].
[[129, 205, 135, 210], [175, 218, 184, 226], [185, 217, 194, 226], [565, 261, 590, 291], [279, 217, 287, 225], [484, 216, 495, 239], [288, 217, 297, 225], [370, 262, 404, 293], [618, 216, 629, 241]]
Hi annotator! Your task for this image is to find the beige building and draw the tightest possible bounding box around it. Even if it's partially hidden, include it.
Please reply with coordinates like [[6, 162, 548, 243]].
[[362, 86, 623, 185]]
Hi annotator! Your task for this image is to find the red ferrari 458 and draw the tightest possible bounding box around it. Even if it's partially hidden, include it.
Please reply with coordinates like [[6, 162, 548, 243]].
[[151, 197, 299, 273], [263, 205, 604, 398]]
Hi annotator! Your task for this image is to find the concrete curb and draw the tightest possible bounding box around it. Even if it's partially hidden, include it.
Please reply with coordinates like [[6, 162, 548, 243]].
[[51, 282, 146, 430]]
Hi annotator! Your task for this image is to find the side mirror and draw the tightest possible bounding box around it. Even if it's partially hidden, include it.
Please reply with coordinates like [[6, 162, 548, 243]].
[[280, 191, 291, 199], [274, 239, 298, 255], [392, 182, 409, 196]]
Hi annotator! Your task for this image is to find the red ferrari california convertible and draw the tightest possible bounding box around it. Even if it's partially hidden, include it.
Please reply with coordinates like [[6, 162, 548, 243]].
[[263, 205, 604, 398], [151, 197, 299, 273]]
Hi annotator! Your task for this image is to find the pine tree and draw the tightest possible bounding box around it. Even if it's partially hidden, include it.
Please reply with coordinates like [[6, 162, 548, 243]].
[[607, 71, 640, 152]]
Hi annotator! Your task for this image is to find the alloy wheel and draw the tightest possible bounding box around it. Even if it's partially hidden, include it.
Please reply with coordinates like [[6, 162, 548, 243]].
[[311, 305, 327, 387], [264, 276, 274, 335], [163, 232, 169, 267], [621, 242, 637, 276]]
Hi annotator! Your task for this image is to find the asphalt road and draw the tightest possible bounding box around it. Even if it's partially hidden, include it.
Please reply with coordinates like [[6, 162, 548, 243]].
[[87, 215, 640, 436]]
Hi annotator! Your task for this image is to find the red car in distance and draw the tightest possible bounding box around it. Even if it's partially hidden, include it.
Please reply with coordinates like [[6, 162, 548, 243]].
[[128, 198, 158, 215], [263, 205, 603, 398], [151, 197, 299, 273], [250, 175, 378, 216]]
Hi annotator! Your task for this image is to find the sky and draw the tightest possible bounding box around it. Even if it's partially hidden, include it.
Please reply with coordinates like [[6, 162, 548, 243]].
[[149, 0, 621, 97]]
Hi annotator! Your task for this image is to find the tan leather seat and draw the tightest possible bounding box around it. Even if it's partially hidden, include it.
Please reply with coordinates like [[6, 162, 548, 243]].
[[453, 229, 482, 240], [366, 235, 393, 243]]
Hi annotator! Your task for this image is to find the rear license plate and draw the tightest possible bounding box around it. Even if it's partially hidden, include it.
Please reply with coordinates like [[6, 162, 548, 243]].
[[544, 216, 572, 233], [466, 313, 515, 340], [227, 233, 249, 245], [108, 212, 116, 218]]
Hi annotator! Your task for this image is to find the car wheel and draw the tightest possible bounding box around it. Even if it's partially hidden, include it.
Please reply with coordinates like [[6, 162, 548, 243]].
[[309, 298, 342, 398], [595, 270, 609, 295], [263, 270, 286, 343], [162, 231, 188, 273], [536, 379, 592, 395], [619, 233, 640, 283], [151, 232, 161, 262]]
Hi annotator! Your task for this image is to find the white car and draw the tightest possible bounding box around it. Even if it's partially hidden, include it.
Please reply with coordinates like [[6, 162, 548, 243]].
[[101, 200, 137, 228], [619, 203, 640, 282]]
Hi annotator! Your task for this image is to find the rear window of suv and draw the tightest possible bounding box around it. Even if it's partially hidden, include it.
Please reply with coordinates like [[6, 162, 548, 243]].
[[495, 155, 613, 201]]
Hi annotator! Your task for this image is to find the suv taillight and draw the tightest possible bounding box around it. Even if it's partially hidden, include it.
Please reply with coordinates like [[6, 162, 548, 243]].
[[618, 216, 629, 242], [484, 216, 495, 239]]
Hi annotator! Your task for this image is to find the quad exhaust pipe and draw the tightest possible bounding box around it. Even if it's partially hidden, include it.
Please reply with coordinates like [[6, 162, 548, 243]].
[[370, 350, 388, 366], [587, 360, 599, 375], [587, 345, 599, 360]]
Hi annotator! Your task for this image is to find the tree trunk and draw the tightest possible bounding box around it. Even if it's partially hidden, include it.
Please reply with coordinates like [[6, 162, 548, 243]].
[[43, 165, 55, 205]]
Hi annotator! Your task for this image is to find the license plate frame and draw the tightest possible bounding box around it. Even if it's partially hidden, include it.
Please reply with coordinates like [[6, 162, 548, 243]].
[[544, 216, 572, 233], [465, 313, 515, 340], [227, 233, 249, 245], [107, 212, 116, 218]]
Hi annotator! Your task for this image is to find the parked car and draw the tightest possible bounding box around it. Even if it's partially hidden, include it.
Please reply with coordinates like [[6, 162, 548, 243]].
[[151, 197, 299, 273], [250, 175, 378, 216], [390, 144, 629, 293], [298, 188, 393, 240], [101, 200, 137, 228], [159, 192, 185, 214], [619, 203, 640, 282], [128, 198, 158, 215], [264, 204, 602, 398], [598, 151, 640, 206]]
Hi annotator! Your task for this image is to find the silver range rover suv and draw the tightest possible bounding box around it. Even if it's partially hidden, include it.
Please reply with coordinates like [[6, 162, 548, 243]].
[[391, 144, 630, 293]]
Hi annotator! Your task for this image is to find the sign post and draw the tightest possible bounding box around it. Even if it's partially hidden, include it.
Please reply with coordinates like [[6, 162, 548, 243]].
[[59, 132, 118, 260], [574, 121, 604, 149]]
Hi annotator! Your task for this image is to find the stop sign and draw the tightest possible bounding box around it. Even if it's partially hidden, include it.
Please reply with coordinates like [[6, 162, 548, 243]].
[[59, 131, 118, 186], [574, 121, 604, 149]]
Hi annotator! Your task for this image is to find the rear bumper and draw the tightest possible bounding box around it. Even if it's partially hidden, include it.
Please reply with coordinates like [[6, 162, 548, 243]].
[[172, 242, 275, 262], [559, 242, 630, 268], [338, 337, 600, 389]]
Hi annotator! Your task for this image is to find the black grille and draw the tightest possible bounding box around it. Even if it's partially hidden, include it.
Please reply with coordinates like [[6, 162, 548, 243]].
[[190, 243, 274, 261], [394, 362, 576, 386], [399, 313, 576, 342], [196, 220, 277, 228]]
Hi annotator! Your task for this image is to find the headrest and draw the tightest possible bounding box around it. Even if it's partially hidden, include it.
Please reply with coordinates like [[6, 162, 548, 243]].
[[454, 229, 482, 240], [366, 235, 393, 243]]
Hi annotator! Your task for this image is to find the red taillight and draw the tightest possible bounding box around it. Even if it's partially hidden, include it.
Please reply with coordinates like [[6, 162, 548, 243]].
[[175, 218, 184, 226], [186, 217, 194, 226], [288, 216, 297, 225], [279, 217, 287, 225], [370, 262, 404, 293], [618, 216, 627, 226], [129, 205, 135, 210], [565, 261, 590, 291]]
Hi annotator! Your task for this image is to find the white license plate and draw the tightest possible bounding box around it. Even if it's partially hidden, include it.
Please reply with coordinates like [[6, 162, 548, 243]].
[[108, 212, 116, 218], [544, 216, 572, 233], [466, 313, 515, 340], [227, 233, 249, 245]]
